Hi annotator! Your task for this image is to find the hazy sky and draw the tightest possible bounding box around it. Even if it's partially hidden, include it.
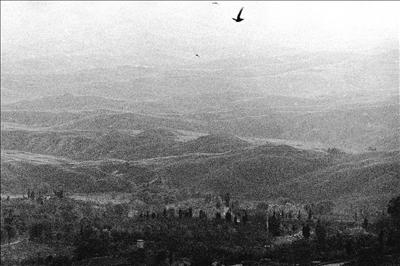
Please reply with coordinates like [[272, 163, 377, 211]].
[[1, 1, 399, 62]]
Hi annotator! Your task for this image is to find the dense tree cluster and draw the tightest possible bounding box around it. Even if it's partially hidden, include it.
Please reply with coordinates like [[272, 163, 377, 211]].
[[1, 195, 400, 265]]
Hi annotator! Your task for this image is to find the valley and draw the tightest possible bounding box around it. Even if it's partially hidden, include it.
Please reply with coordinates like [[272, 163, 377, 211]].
[[1, 94, 398, 214], [1, 42, 399, 266]]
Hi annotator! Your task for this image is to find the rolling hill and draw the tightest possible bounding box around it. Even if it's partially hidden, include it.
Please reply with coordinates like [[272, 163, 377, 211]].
[[1, 142, 331, 196], [1, 145, 398, 214], [273, 150, 400, 212], [1, 46, 398, 214], [0, 128, 252, 161], [182, 133, 250, 153], [2, 93, 398, 152], [50, 112, 205, 132], [1, 110, 89, 128], [0, 150, 139, 193]]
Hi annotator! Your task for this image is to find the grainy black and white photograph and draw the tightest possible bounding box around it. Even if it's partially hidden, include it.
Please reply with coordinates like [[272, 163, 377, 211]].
[[1, 1, 399, 265]]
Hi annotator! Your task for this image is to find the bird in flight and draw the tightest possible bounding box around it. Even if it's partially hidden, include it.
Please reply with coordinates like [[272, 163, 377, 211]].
[[232, 7, 244, 22], [212, 2, 218, 4], [195, 54, 200, 58]]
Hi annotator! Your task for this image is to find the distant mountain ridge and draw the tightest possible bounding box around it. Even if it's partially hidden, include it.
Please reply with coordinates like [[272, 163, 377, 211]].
[[2, 93, 127, 111], [2, 49, 397, 103]]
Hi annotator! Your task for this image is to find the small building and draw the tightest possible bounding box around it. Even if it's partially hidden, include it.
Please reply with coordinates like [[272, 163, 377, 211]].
[[137, 239, 145, 249]]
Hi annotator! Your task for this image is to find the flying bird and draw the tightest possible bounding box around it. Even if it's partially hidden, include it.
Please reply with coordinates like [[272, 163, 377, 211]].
[[212, 2, 218, 4], [232, 7, 244, 22], [195, 54, 200, 58]]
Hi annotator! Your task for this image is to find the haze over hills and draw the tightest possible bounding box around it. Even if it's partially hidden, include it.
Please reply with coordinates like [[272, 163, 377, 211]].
[[1, 93, 398, 203], [2, 2, 400, 265], [2, 90, 397, 214], [1, 1, 399, 222], [2, 48, 398, 104], [2, 92, 398, 152]]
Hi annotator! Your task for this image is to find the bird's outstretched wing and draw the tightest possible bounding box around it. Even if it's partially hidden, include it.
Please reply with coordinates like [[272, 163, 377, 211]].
[[237, 7, 244, 19]]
